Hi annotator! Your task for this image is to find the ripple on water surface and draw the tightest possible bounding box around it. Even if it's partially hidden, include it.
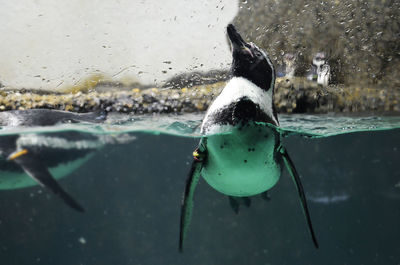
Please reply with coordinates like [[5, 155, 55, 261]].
[[0, 113, 400, 138]]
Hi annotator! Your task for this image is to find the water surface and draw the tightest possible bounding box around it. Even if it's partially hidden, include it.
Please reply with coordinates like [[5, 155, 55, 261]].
[[1, 113, 400, 138]]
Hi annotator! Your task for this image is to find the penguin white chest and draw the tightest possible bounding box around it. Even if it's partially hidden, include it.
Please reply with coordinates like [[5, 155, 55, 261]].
[[201, 125, 281, 197]]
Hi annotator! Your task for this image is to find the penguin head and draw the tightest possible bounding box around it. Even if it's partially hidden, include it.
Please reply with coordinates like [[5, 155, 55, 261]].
[[227, 24, 275, 92], [312, 52, 327, 68]]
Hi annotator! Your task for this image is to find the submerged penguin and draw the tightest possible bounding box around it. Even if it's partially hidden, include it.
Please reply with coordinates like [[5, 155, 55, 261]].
[[0, 109, 132, 212], [179, 24, 318, 250]]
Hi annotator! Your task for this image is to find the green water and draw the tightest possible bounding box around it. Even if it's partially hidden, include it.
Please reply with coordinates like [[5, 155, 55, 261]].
[[0, 113, 399, 264]]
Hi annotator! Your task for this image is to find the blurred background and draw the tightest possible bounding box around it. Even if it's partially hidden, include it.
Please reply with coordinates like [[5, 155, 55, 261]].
[[0, 0, 398, 90], [234, 0, 400, 88], [0, 0, 237, 90]]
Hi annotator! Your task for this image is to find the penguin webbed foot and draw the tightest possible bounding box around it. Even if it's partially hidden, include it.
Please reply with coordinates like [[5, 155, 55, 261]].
[[243, 196, 251, 207], [228, 196, 251, 214], [260, 190, 271, 201], [228, 196, 239, 214]]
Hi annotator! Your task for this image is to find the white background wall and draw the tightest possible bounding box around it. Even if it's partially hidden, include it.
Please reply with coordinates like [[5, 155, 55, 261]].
[[0, 0, 238, 90]]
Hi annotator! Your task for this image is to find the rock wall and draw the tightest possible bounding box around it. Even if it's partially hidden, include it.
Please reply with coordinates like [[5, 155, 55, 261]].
[[233, 0, 400, 88], [1, 78, 399, 114]]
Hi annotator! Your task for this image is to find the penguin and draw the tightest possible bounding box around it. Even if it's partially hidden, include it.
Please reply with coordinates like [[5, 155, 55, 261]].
[[307, 52, 330, 86], [317, 64, 331, 86], [0, 109, 106, 127], [0, 109, 130, 212], [179, 24, 318, 251]]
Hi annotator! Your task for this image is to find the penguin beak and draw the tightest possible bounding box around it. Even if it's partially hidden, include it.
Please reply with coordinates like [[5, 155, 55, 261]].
[[227, 24, 254, 57]]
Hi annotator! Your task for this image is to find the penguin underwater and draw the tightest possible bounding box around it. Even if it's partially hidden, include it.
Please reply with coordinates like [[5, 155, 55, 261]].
[[0, 109, 126, 212], [179, 24, 318, 250]]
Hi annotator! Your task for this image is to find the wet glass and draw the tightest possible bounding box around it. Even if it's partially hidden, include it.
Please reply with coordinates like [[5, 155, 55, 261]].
[[0, 1, 399, 264]]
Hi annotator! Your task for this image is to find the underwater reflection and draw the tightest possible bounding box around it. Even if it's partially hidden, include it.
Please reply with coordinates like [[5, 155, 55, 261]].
[[0, 109, 135, 211]]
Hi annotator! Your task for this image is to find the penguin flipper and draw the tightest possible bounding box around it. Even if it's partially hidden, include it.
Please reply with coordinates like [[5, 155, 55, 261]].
[[13, 154, 85, 212], [228, 196, 252, 214], [179, 158, 203, 252], [279, 146, 319, 249]]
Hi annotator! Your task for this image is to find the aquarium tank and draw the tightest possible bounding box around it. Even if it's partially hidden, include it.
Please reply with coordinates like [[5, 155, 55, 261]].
[[0, 0, 399, 264]]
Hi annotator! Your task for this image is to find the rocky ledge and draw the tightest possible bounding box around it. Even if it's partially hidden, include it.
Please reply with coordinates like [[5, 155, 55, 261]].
[[0, 78, 399, 114]]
